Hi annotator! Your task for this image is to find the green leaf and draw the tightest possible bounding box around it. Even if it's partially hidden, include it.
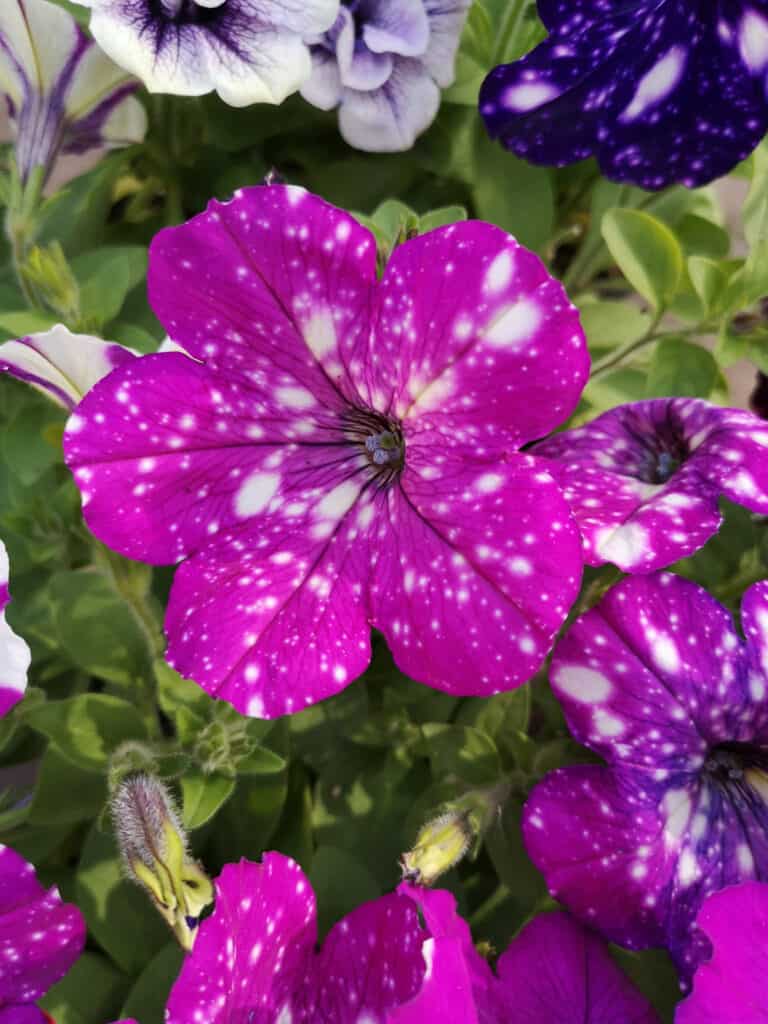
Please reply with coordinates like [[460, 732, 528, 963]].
[[419, 205, 468, 232], [27, 745, 107, 826], [236, 745, 287, 775], [23, 694, 148, 772], [72, 246, 147, 330], [120, 944, 184, 1023], [602, 208, 684, 310], [308, 845, 381, 938], [155, 659, 211, 719], [578, 300, 652, 350], [443, 0, 493, 105], [676, 213, 730, 259], [0, 310, 58, 336], [646, 337, 719, 399], [421, 723, 501, 785], [687, 256, 732, 313], [180, 770, 235, 829], [40, 952, 128, 1024], [76, 825, 170, 974], [471, 129, 554, 251], [455, 688, 531, 748]]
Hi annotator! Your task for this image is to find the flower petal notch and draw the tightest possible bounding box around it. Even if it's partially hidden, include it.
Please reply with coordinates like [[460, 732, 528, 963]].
[[0, 540, 30, 719], [73, 0, 340, 106], [480, 1, 768, 189], [0, 324, 136, 411], [0, 0, 146, 184], [63, 184, 589, 718], [533, 398, 768, 573], [524, 573, 768, 980], [302, 0, 471, 151], [0, 844, 86, 1016], [677, 881, 768, 1023]]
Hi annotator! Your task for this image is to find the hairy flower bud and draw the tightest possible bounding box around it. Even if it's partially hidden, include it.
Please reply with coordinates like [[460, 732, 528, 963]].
[[400, 811, 473, 887], [111, 773, 212, 950]]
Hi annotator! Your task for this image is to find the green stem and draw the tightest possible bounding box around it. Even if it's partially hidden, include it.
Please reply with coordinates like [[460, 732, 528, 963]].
[[589, 321, 711, 379]]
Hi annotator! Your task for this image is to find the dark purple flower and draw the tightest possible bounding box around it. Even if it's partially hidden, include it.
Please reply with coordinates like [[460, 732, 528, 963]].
[[63, 184, 588, 719], [161, 852, 658, 1022], [0, 0, 146, 184], [0, 540, 29, 719], [677, 881, 768, 1023], [533, 398, 768, 573], [73, 0, 338, 107], [0, 845, 85, 1021], [480, 1, 768, 189], [301, 0, 471, 151], [524, 572, 768, 980], [0, 325, 136, 412]]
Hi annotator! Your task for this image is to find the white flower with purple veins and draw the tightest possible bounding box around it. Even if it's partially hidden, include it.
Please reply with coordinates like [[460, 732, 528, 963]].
[[302, 0, 471, 151], [0, 0, 147, 184], [73, 0, 340, 106], [0, 539, 30, 719]]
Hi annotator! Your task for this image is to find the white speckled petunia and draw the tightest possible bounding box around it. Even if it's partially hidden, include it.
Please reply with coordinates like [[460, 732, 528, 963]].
[[524, 572, 768, 982], [533, 397, 768, 573], [0, 540, 30, 719], [63, 184, 589, 718], [0, 324, 137, 411], [71, 0, 340, 106], [0, 0, 146, 184]]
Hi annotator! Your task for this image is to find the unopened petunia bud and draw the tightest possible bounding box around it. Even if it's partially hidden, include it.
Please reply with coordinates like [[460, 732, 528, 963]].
[[400, 811, 473, 887], [111, 773, 212, 950]]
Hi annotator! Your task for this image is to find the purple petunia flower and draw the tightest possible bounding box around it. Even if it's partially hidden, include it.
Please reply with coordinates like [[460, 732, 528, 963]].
[[301, 0, 471, 151], [0, 540, 30, 719], [0, 0, 146, 185], [63, 184, 588, 719], [0, 844, 85, 1022], [161, 851, 659, 1023], [72, 0, 339, 107], [479, 1, 768, 189], [676, 881, 768, 1023], [0, 325, 136, 411], [524, 572, 768, 979], [533, 398, 768, 573]]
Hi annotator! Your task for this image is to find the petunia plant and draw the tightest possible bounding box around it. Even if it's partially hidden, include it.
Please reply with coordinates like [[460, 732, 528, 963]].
[[0, 1, 766, 1022]]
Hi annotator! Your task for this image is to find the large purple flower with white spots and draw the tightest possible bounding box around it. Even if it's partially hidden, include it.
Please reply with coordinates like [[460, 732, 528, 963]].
[[0, 844, 86, 1022], [0, 540, 30, 719], [480, 1, 768, 189], [72, 0, 339, 106], [0, 0, 146, 185], [533, 398, 768, 573], [524, 573, 768, 980], [161, 852, 659, 1023], [677, 881, 768, 1023], [63, 184, 588, 719], [301, 0, 471, 151]]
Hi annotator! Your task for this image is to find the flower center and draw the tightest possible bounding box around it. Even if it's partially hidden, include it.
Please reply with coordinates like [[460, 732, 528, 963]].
[[624, 413, 689, 484], [342, 408, 405, 484], [150, 0, 225, 24], [704, 742, 768, 804]]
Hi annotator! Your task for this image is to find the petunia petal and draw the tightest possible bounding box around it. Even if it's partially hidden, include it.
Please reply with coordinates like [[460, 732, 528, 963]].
[[367, 220, 588, 448], [0, 845, 85, 1007], [361, 0, 430, 58], [420, 0, 472, 88], [677, 881, 768, 1024], [0, 540, 30, 719], [370, 451, 582, 695], [493, 911, 660, 1023], [0, 324, 136, 411]]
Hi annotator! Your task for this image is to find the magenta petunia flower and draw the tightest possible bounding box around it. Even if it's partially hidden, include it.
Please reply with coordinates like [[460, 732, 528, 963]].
[[677, 881, 768, 1023], [524, 572, 768, 979], [480, 1, 768, 190], [162, 851, 658, 1023], [0, 844, 85, 1022], [533, 398, 768, 573], [0, 539, 30, 718], [63, 184, 588, 719]]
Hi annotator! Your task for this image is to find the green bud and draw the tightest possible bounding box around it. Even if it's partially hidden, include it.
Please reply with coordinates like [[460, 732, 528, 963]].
[[400, 810, 473, 887], [112, 773, 213, 950], [19, 241, 80, 322]]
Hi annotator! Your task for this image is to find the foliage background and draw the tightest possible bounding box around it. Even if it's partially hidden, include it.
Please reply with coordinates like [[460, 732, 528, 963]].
[[1, 1, 768, 1021]]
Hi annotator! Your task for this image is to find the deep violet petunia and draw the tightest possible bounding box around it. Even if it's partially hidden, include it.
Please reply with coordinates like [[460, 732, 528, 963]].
[[524, 572, 768, 981], [162, 852, 659, 1023], [63, 184, 588, 719], [0, 0, 146, 185], [0, 324, 136, 411], [0, 539, 30, 719], [0, 844, 86, 1022], [676, 881, 768, 1023], [301, 0, 471, 152], [72, 0, 339, 106], [532, 397, 768, 573], [480, 1, 768, 189]]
